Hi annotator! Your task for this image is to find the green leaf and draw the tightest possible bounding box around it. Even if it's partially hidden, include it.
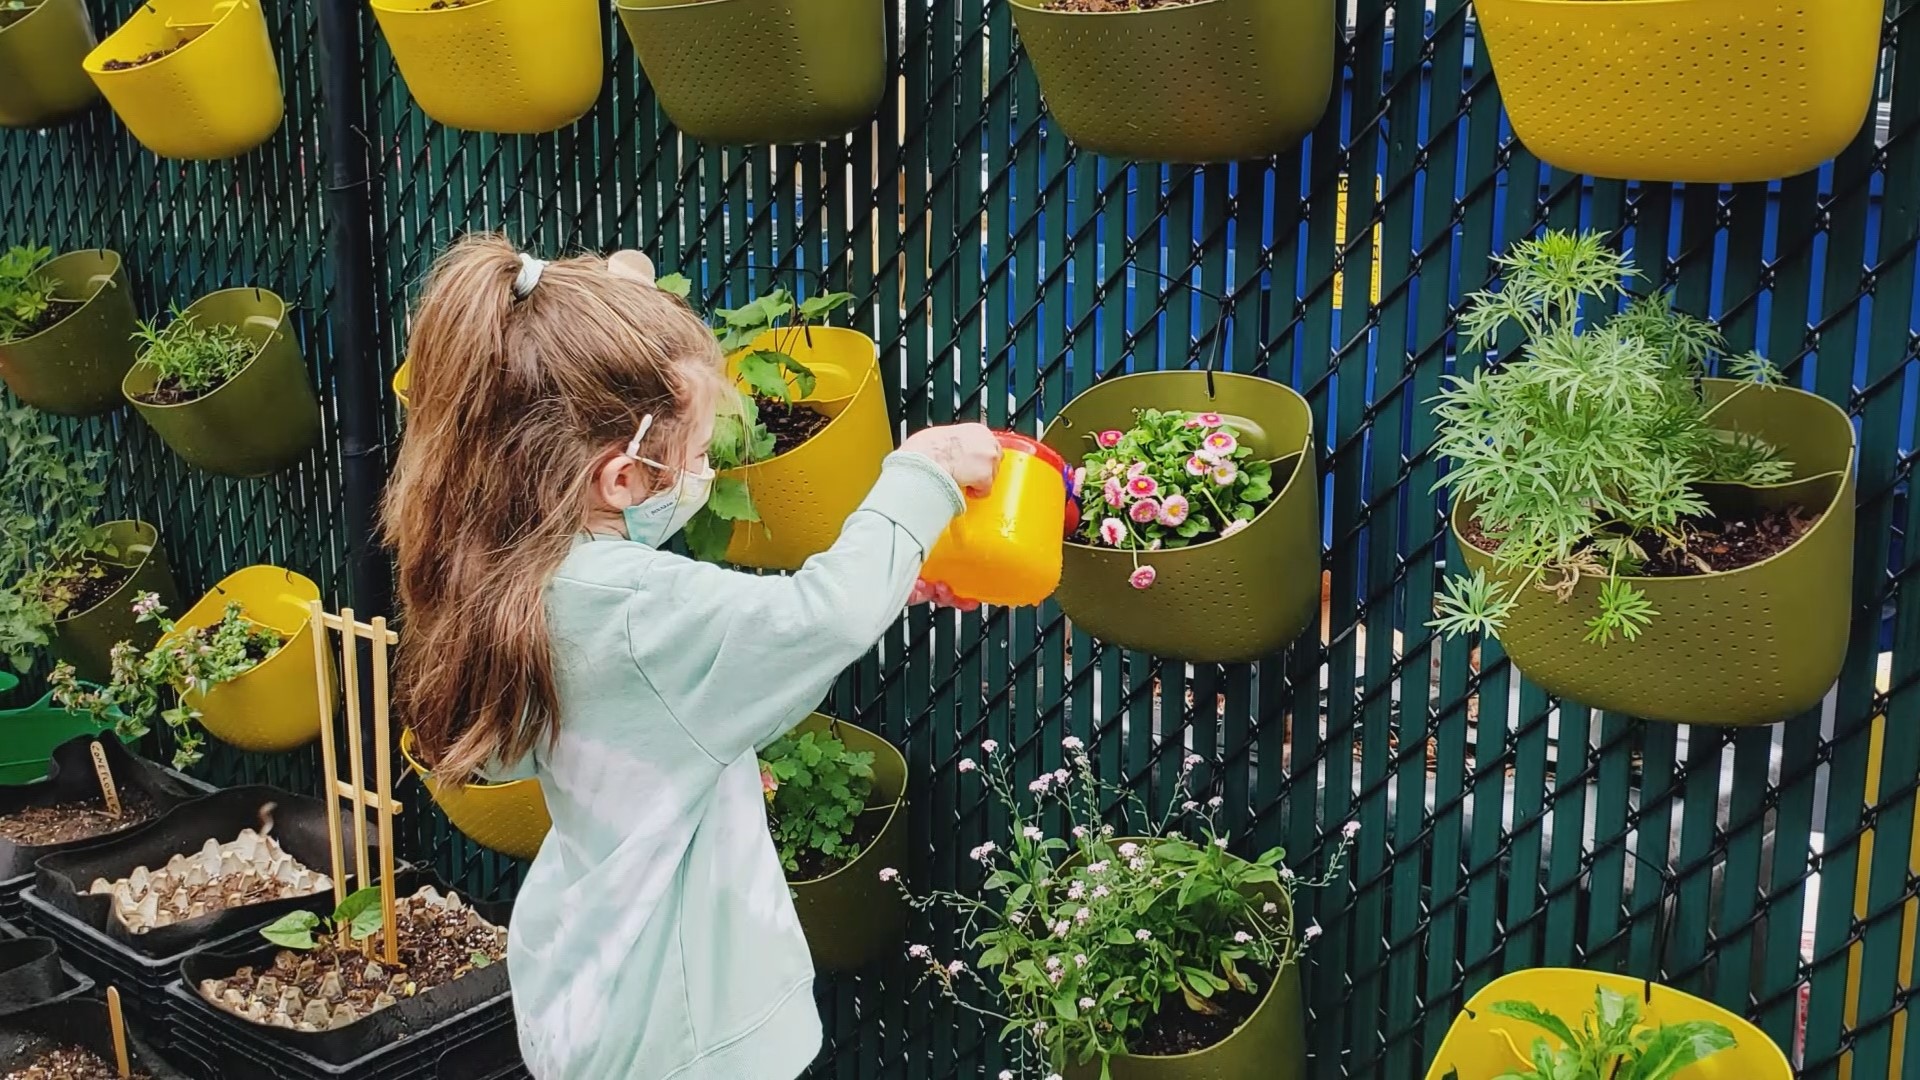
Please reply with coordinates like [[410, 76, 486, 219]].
[[706, 475, 758, 523], [261, 910, 320, 950], [469, 950, 494, 968], [334, 885, 386, 941], [798, 292, 854, 322], [683, 508, 738, 563], [1487, 1000, 1580, 1049], [654, 273, 692, 299], [739, 351, 794, 402]]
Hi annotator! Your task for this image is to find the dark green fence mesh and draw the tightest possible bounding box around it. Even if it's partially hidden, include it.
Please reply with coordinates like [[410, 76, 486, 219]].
[[7, 1, 1920, 1077]]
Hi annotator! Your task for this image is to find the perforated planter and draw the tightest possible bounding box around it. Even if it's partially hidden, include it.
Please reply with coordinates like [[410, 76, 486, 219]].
[[724, 327, 893, 570], [615, 0, 885, 144], [49, 520, 181, 685], [1474, 0, 1881, 183], [0, 0, 100, 128], [123, 287, 321, 478], [784, 714, 907, 972], [1041, 372, 1320, 663], [0, 249, 139, 417], [1453, 381, 1856, 726], [0, 673, 128, 786], [1423, 969, 1790, 1080], [370, 0, 602, 134], [163, 566, 333, 753], [84, 0, 283, 160], [401, 729, 552, 862], [1007, 0, 1334, 163]]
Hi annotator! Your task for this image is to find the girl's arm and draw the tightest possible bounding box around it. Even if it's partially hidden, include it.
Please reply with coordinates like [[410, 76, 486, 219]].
[[626, 452, 965, 765]]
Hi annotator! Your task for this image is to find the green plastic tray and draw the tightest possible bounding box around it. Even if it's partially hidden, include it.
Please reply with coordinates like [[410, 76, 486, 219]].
[[1454, 380, 1856, 725], [615, 0, 886, 144], [0, 250, 138, 417], [0, 673, 125, 786], [1007, 0, 1335, 163], [1043, 371, 1321, 663], [785, 714, 908, 972], [0, 0, 100, 128], [49, 521, 181, 686], [122, 287, 321, 478]]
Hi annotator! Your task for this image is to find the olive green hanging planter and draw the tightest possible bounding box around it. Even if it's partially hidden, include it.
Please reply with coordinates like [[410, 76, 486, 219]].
[[1007, 0, 1335, 163], [0, 0, 100, 128], [1042, 371, 1321, 663], [122, 287, 321, 478], [785, 714, 908, 972], [1453, 380, 1856, 726], [614, 0, 886, 144], [48, 520, 181, 686], [0, 250, 139, 417]]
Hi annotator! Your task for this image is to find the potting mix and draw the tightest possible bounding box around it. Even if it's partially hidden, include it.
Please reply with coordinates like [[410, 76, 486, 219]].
[[1, 1046, 149, 1080], [88, 828, 328, 933]]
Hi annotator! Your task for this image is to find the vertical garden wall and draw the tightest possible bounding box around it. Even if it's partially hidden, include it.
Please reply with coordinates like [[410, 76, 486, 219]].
[[5, 1, 1920, 1078]]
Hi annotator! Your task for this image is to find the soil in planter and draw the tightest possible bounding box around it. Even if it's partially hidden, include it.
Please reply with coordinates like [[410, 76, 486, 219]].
[[0, 793, 155, 847], [1464, 505, 1816, 578], [43, 559, 137, 621], [88, 829, 331, 934], [3, 1046, 151, 1080], [132, 375, 230, 408], [1041, 0, 1207, 10], [428, 0, 471, 7], [759, 399, 832, 457], [198, 886, 507, 1033], [4, 300, 80, 343], [101, 47, 180, 71], [1128, 966, 1270, 1056], [784, 812, 883, 882]]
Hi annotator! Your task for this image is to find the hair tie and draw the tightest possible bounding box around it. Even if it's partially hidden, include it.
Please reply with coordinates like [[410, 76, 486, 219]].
[[513, 253, 547, 299]]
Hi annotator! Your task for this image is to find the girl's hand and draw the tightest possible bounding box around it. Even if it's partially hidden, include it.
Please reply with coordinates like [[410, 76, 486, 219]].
[[909, 579, 979, 612], [903, 422, 1002, 495]]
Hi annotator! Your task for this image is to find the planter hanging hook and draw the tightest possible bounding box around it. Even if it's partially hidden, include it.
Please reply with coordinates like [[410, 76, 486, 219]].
[[1116, 264, 1234, 401]]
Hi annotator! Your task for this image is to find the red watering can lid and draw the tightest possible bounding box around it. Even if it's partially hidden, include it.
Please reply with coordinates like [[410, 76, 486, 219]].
[[994, 431, 1067, 473]]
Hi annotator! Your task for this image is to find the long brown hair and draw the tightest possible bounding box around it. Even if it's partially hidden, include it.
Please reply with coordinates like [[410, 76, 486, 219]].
[[382, 233, 727, 780]]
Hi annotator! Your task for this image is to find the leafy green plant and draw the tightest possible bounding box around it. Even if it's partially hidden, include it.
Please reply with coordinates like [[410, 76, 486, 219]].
[[261, 885, 385, 950], [0, 246, 59, 344], [0, 396, 120, 671], [891, 738, 1353, 1075], [758, 729, 876, 877], [131, 306, 256, 401], [50, 594, 285, 768], [1477, 987, 1736, 1080], [1075, 408, 1283, 591], [1429, 230, 1790, 647], [655, 273, 854, 562]]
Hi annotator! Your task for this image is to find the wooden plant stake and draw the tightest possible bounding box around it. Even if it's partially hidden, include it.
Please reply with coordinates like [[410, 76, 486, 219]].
[[307, 601, 404, 965], [89, 741, 121, 819], [106, 986, 129, 1078]]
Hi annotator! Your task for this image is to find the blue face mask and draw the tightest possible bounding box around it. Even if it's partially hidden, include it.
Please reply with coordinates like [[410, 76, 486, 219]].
[[618, 414, 715, 548]]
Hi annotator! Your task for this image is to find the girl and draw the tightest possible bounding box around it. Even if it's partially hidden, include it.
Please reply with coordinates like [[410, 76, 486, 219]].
[[383, 234, 999, 1079]]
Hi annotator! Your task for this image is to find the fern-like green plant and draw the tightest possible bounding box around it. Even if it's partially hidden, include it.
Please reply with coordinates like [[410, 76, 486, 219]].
[[1430, 230, 1791, 647], [0, 246, 59, 344]]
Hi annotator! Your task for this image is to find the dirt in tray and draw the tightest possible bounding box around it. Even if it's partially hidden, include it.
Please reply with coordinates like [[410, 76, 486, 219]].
[[0, 792, 155, 847], [785, 813, 882, 883], [101, 47, 179, 71], [1042, 0, 1207, 10], [199, 886, 507, 1033], [759, 399, 832, 457], [11, 299, 79, 341], [1128, 966, 1270, 1056], [2, 1045, 151, 1080], [1464, 505, 1815, 578]]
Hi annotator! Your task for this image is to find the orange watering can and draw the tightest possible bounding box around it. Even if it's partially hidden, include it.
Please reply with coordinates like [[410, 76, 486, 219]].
[[921, 432, 1075, 607]]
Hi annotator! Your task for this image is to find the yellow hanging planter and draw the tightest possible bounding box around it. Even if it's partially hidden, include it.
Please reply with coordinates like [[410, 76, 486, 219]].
[[724, 326, 893, 571], [1473, 0, 1881, 183], [369, 0, 603, 134], [165, 566, 335, 753], [1424, 969, 1790, 1080], [84, 0, 283, 160], [392, 358, 411, 409], [401, 728, 552, 861]]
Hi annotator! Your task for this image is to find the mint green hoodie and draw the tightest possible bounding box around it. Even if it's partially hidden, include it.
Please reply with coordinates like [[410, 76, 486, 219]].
[[506, 452, 963, 1080]]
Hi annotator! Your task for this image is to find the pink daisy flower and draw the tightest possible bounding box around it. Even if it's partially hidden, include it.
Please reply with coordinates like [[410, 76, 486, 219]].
[[1104, 477, 1127, 507], [1070, 466, 1086, 496], [1096, 430, 1124, 449], [1201, 431, 1239, 459], [1129, 498, 1160, 524], [1210, 460, 1239, 486], [1129, 565, 1158, 590], [1185, 454, 1210, 477], [1157, 494, 1190, 527], [1126, 475, 1159, 499], [1098, 518, 1125, 546], [1183, 416, 1205, 429], [1127, 461, 1149, 479], [1196, 412, 1225, 428], [1221, 518, 1250, 538]]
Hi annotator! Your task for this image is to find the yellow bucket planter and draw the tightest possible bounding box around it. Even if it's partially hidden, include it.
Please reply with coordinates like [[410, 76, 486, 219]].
[[1424, 969, 1790, 1079], [0, 0, 101, 128], [369, 0, 603, 134], [724, 326, 893, 570], [392, 358, 411, 409], [84, 0, 283, 160], [165, 566, 334, 753], [1474, 0, 1881, 183], [401, 729, 552, 861]]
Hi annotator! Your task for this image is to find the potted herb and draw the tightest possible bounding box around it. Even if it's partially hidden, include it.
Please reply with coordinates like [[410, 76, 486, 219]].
[[662, 278, 894, 570], [0, 0, 99, 128], [399, 729, 551, 862], [1425, 970, 1789, 1080], [1473, 0, 1880, 182], [0, 246, 140, 416], [0, 399, 179, 684], [1041, 373, 1320, 662], [1006, 0, 1333, 162], [83, 0, 283, 159], [894, 738, 1352, 1079], [121, 289, 322, 478], [1429, 231, 1856, 725], [759, 714, 907, 972], [369, 0, 602, 134], [614, 0, 884, 143]]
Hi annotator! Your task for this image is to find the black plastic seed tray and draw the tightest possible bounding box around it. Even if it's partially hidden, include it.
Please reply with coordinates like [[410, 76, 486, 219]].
[[0, 918, 94, 1014], [170, 991, 513, 1080], [0, 998, 197, 1077], [435, 1015, 528, 1080]]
